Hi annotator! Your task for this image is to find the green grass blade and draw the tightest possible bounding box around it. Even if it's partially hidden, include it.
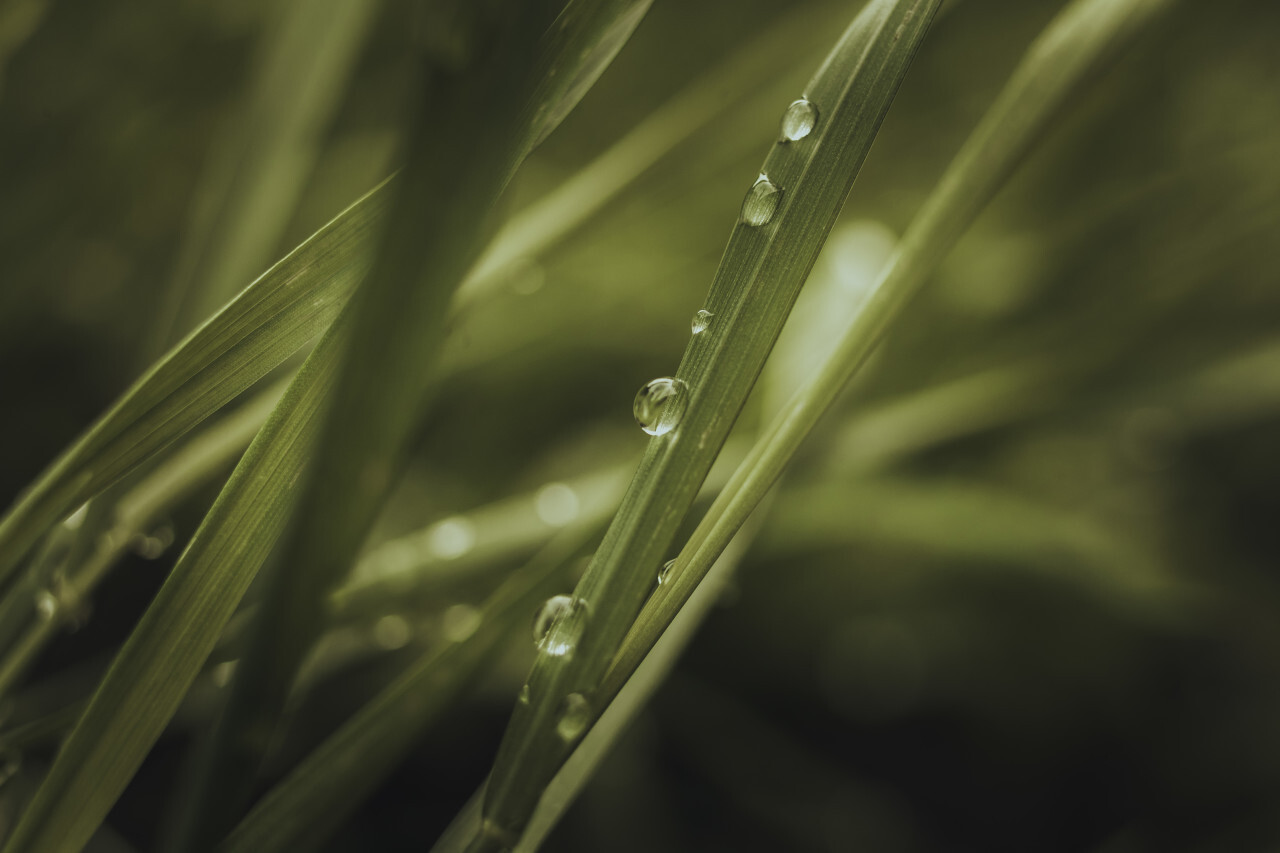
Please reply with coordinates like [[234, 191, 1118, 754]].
[[607, 0, 1177, 702], [0, 309, 350, 853], [0, 180, 388, 587], [217, 526, 593, 853], [177, 3, 654, 847], [474, 2, 942, 848], [151, 0, 381, 350]]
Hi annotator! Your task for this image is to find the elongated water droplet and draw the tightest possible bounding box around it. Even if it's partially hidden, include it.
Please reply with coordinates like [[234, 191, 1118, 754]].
[[780, 98, 818, 141], [633, 377, 688, 436], [691, 309, 713, 335], [518, 683, 531, 705], [533, 595, 573, 643], [658, 559, 676, 586], [740, 174, 781, 226], [556, 693, 591, 741]]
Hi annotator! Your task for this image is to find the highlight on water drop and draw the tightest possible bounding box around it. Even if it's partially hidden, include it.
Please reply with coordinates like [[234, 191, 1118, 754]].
[[658, 559, 676, 586], [633, 377, 688, 436], [780, 97, 818, 141], [740, 174, 781, 226], [691, 309, 713, 335]]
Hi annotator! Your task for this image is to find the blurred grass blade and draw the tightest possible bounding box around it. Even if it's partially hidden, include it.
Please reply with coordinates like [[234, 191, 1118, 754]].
[[0, 180, 387, 587], [474, 2, 941, 848], [151, 0, 381, 350], [0, 312, 349, 853], [608, 0, 1176, 698], [217, 526, 593, 853], [177, 3, 654, 848]]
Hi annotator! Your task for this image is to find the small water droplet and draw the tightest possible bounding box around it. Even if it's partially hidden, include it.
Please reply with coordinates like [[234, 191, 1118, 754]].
[[633, 377, 688, 437], [373, 614, 414, 649], [424, 516, 476, 560], [556, 693, 591, 741], [518, 683, 531, 705], [780, 98, 818, 141], [740, 174, 781, 226], [658, 559, 676, 586], [34, 590, 57, 621], [533, 595, 587, 658], [441, 604, 482, 643], [691, 309, 714, 335], [535, 482, 579, 527]]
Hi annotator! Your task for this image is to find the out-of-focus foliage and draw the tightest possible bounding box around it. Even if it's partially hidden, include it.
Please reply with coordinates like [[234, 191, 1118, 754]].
[[0, 0, 1278, 851]]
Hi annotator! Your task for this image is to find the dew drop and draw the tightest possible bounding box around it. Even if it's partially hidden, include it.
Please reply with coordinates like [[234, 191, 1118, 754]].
[[740, 174, 781, 226], [658, 559, 676, 586], [780, 98, 818, 141], [633, 377, 688, 437], [556, 692, 591, 741], [533, 594, 587, 657], [691, 309, 713, 335]]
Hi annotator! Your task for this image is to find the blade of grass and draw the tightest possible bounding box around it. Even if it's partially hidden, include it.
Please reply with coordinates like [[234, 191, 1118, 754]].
[[0, 179, 388, 587], [473, 2, 942, 848], [606, 0, 1177, 705], [176, 3, 654, 848], [150, 0, 382, 350], [217, 524, 595, 853], [0, 382, 286, 699], [0, 307, 350, 853]]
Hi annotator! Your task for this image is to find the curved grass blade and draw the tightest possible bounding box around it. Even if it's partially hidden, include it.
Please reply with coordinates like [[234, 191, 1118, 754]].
[[0, 180, 388, 587], [0, 309, 349, 853], [217, 525, 594, 853], [151, 0, 382, 350], [177, 2, 654, 848], [473, 2, 942, 848], [606, 0, 1177, 705]]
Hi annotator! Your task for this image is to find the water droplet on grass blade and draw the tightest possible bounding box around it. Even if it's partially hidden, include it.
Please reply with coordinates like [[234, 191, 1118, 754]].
[[658, 559, 676, 585], [780, 98, 818, 141], [740, 174, 781, 226], [691, 309, 713, 335], [533, 595, 587, 658], [633, 377, 688, 436], [557, 693, 591, 741]]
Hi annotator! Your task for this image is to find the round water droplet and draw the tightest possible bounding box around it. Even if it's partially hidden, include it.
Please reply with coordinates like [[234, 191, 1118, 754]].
[[658, 559, 676, 586], [556, 693, 591, 742], [533, 595, 573, 644], [780, 98, 818, 141], [633, 377, 688, 437], [691, 309, 714, 335]]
